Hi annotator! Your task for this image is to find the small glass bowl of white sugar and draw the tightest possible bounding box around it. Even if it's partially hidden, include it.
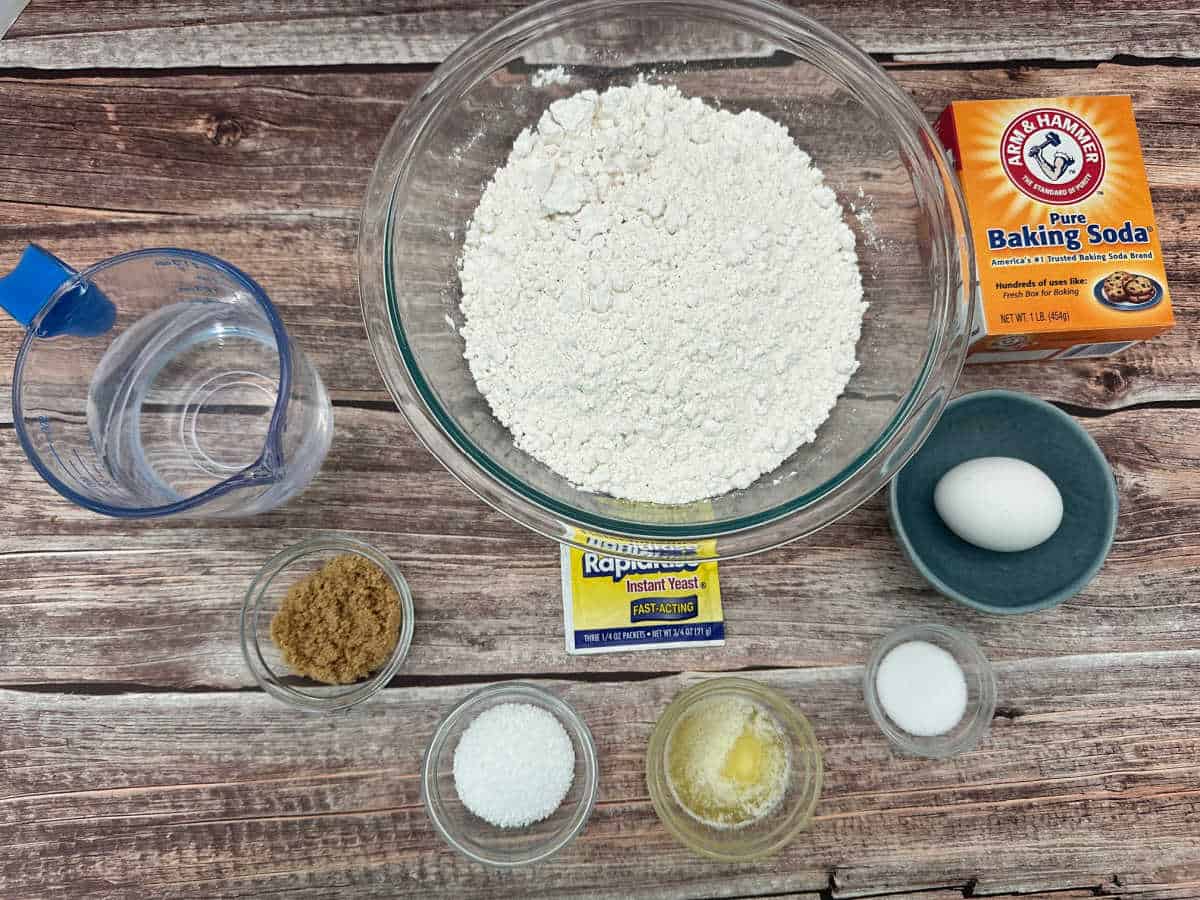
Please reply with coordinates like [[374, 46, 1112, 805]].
[[863, 623, 997, 758], [422, 681, 599, 867]]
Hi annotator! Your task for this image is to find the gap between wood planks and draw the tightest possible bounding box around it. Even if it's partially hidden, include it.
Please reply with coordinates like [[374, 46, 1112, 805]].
[[732, 871, 1115, 900], [5, 649, 1198, 696], [0, 664, 799, 695], [727, 872, 1105, 899], [724, 868, 1200, 899], [3, 396, 1199, 436], [0, 50, 1197, 83]]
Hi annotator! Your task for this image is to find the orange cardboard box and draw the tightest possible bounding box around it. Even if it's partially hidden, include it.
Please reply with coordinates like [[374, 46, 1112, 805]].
[[935, 95, 1173, 362]]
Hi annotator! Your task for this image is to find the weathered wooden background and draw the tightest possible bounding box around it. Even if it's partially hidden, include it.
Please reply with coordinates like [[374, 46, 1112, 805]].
[[2, 2, 1199, 898]]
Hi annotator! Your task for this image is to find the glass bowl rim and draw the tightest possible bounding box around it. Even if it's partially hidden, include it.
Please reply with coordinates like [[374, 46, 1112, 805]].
[[862, 622, 997, 758], [645, 675, 824, 861], [359, 0, 973, 559], [421, 680, 601, 867], [239, 535, 416, 713]]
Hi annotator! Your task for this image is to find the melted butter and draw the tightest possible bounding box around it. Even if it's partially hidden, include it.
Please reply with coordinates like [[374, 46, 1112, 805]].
[[720, 726, 769, 785], [665, 696, 789, 829]]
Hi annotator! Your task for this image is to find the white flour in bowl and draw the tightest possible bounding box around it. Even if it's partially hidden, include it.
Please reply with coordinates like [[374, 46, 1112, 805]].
[[458, 80, 866, 505]]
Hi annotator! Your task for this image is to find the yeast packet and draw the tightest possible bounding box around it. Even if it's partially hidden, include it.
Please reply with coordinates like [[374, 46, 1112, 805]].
[[561, 531, 724, 654]]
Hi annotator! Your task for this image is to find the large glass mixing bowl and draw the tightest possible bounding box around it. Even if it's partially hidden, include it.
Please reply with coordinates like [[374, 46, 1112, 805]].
[[359, 0, 973, 561]]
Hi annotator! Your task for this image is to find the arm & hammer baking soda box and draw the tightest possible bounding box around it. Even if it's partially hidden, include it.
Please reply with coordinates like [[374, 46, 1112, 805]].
[[935, 95, 1172, 362]]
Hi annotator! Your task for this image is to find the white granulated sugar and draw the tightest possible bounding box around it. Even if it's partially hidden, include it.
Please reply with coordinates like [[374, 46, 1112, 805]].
[[532, 65, 571, 88], [452, 702, 576, 829], [458, 80, 866, 504]]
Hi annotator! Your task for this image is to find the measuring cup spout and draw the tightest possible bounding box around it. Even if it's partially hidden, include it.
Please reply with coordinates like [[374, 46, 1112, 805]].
[[0, 244, 116, 338], [11, 246, 331, 518], [241, 454, 285, 486]]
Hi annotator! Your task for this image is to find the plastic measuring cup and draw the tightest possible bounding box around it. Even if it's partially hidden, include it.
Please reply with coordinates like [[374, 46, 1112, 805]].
[[0, 245, 333, 518]]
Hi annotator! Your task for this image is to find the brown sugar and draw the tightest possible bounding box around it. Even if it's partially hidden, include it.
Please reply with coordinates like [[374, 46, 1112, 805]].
[[270, 553, 402, 684]]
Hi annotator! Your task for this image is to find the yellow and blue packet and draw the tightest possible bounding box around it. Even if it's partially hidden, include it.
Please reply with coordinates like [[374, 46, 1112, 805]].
[[560, 531, 724, 654]]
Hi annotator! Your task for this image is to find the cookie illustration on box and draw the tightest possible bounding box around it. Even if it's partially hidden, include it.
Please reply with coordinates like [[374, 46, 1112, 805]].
[[1102, 271, 1131, 303], [1095, 270, 1163, 310], [1124, 275, 1157, 302]]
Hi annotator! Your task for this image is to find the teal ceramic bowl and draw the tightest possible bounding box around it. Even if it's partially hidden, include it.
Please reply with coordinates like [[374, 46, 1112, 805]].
[[889, 390, 1118, 614]]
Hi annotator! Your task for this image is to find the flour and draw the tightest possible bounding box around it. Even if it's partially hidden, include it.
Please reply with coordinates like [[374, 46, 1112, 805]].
[[458, 80, 866, 504]]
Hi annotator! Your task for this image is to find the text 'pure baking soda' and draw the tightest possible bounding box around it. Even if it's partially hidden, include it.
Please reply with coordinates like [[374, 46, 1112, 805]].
[[936, 95, 1173, 362]]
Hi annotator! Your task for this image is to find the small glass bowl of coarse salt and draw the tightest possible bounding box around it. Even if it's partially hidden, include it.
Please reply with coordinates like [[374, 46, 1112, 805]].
[[863, 623, 997, 759], [422, 681, 599, 867]]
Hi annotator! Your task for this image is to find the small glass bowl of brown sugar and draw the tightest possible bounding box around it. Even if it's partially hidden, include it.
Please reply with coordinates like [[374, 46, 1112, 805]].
[[240, 536, 414, 712]]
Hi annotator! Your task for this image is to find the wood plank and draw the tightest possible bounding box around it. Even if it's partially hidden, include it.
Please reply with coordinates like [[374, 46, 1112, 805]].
[[882, 894, 1101, 900], [1, 64, 1197, 421], [2, 62, 1197, 218], [3, 403, 1199, 687], [1102, 885, 1200, 900], [3, 654, 1199, 897], [0, 70, 412, 217], [847, 893, 1109, 900], [3, 1, 1199, 69]]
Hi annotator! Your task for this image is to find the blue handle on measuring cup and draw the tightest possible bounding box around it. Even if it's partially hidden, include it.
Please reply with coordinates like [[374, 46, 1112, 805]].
[[0, 244, 116, 338]]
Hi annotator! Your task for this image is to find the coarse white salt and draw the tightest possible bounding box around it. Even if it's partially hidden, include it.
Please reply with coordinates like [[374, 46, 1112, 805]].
[[875, 640, 968, 737], [452, 701, 575, 828]]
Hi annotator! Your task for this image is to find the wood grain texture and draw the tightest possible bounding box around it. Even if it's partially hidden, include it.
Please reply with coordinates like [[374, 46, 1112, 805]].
[[3, 11, 1200, 897], [4, 655, 1200, 898], [0, 63, 1197, 423], [2, 0, 1199, 69], [1101, 885, 1200, 900], [3, 403, 1199, 686], [1, 62, 1196, 218]]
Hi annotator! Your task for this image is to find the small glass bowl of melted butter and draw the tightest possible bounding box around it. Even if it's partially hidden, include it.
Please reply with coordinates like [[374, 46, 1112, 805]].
[[646, 677, 823, 861]]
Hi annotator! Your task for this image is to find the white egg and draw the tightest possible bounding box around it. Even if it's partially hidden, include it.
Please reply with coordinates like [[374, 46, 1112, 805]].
[[933, 456, 1063, 553]]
